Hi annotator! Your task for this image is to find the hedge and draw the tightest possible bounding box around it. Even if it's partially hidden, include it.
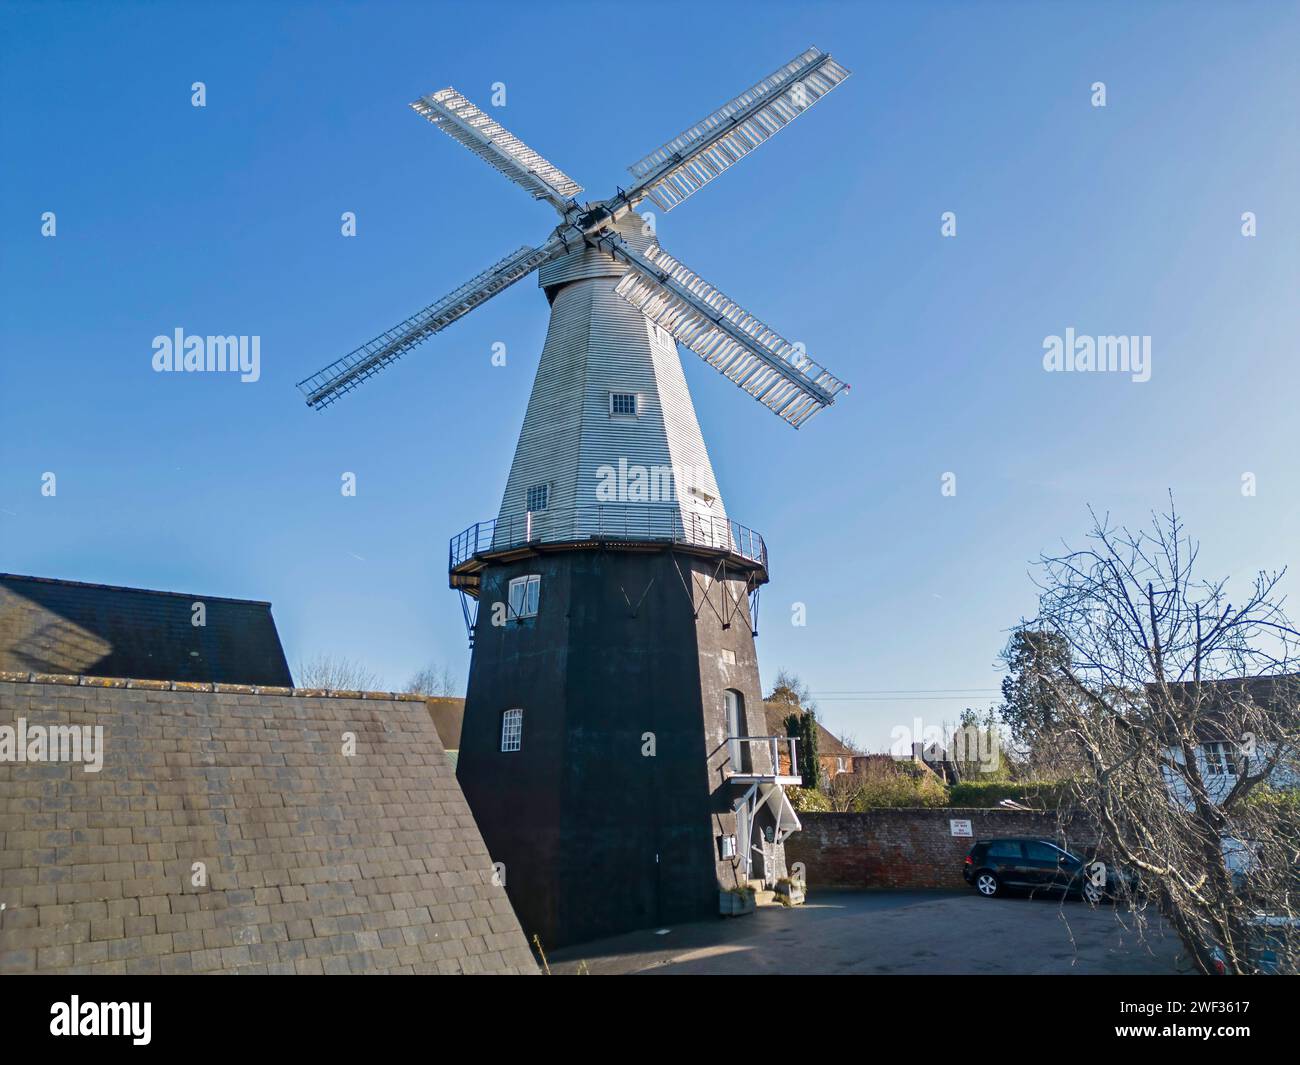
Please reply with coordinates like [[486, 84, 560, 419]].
[[946, 780, 1068, 809]]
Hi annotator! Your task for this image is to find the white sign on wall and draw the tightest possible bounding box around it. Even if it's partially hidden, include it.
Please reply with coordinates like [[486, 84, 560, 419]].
[[949, 819, 973, 837]]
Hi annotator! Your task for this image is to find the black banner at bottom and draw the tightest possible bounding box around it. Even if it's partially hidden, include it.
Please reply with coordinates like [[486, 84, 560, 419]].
[[0, 973, 1290, 1051]]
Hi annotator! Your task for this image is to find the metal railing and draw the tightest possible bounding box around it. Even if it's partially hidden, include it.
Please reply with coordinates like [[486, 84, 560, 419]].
[[726, 735, 800, 781], [449, 504, 768, 572]]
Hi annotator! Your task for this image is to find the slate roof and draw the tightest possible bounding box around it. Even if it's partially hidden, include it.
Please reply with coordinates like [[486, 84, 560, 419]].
[[0, 673, 536, 975], [0, 573, 293, 686]]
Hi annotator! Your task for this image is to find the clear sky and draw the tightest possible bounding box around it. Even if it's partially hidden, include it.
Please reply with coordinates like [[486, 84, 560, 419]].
[[2, 1, 1297, 748]]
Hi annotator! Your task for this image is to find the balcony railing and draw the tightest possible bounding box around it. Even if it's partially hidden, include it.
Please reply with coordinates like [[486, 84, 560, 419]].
[[449, 504, 768, 572], [725, 735, 801, 785]]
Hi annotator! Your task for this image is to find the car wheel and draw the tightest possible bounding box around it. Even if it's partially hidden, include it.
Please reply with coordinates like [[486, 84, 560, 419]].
[[975, 871, 1000, 898], [1082, 880, 1104, 905]]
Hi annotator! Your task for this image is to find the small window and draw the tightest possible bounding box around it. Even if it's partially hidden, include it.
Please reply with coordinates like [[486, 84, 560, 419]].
[[720, 648, 736, 666], [610, 392, 638, 416], [508, 575, 540, 619], [1202, 742, 1230, 775], [526, 483, 549, 512], [501, 709, 522, 752]]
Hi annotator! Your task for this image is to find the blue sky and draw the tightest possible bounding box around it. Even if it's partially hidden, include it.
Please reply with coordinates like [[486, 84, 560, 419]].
[[2, 1, 1297, 748]]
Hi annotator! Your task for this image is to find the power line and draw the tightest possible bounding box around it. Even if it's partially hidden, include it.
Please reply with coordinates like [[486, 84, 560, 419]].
[[813, 696, 997, 702], [777, 688, 1003, 707], [807, 688, 1001, 704]]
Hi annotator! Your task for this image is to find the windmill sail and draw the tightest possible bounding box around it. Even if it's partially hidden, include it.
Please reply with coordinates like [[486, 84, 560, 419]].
[[412, 89, 583, 211], [298, 239, 562, 409], [626, 47, 851, 213], [610, 239, 849, 429], [301, 47, 855, 424]]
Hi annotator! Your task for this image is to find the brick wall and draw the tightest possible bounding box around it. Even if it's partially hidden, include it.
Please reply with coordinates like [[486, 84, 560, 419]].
[[786, 808, 1097, 890], [0, 672, 535, 974]]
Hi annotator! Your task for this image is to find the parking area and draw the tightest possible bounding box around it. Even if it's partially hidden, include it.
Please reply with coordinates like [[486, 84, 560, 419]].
[[546, 888, 1184, 975]]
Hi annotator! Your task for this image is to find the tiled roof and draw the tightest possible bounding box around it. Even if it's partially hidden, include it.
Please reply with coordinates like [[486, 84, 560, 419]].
[[0, 573, 293, 687], [763, 700, 856, 757], [1153, 674, 1300, 743], [0, 674, 536, 974]]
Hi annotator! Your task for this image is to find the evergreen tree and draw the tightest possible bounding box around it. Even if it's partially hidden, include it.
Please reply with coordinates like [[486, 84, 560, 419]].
[[999, 629, 1072, 745]]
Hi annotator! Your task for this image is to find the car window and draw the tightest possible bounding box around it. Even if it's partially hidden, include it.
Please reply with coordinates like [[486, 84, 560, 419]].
[[987, 840, 1023, 859], [1024, 841, 1062, 862]]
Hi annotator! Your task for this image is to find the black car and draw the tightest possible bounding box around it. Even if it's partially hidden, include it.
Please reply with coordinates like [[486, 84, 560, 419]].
[[963, 838, 1115, 903]]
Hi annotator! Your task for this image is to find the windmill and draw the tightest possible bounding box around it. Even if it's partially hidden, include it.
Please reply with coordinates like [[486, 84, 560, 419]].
[[297, 47, 852, 948]]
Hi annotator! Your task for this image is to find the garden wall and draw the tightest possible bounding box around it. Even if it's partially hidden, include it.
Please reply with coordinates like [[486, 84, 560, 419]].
[[786, 807, 1097, 890]]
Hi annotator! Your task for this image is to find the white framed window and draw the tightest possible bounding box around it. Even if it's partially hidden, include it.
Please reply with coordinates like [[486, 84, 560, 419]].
[[526, 483, 549, 512], [610, 392, 638, 417], [508, 574, 541, 619], [1202, 742, 1231, 776], [720, 648, 736, 666], [501, 708, 522, 752], [724, 689, 748, 772]]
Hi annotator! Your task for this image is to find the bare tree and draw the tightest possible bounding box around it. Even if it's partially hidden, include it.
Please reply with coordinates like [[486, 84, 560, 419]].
[[826, 768, 867, 812], [1020, 500, 1300, 974], [295, 654, 382, 692], [767, 668, 817, 713], [405, 662, 459, 697]]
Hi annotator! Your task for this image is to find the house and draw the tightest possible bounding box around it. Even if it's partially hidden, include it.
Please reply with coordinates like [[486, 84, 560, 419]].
[[0, 576, 535, 973], [851, 748, 959, 784], [912, 740, 962, 785], [851, 752, 897, 775], [764, 701, 858, 780], [1154, 675, 1300, 806], [0, 572, 293, 686]]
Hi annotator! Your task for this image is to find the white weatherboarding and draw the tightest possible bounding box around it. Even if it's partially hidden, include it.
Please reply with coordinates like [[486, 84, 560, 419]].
[[298, 47, 852, 555]]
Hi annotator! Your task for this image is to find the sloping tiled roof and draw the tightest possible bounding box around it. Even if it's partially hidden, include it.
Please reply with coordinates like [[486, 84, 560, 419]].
[[763, 700, 856, 757], [1152, 674, 1300, 743], [0, 672, 536, 974], [0, 573, 293, 686]]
